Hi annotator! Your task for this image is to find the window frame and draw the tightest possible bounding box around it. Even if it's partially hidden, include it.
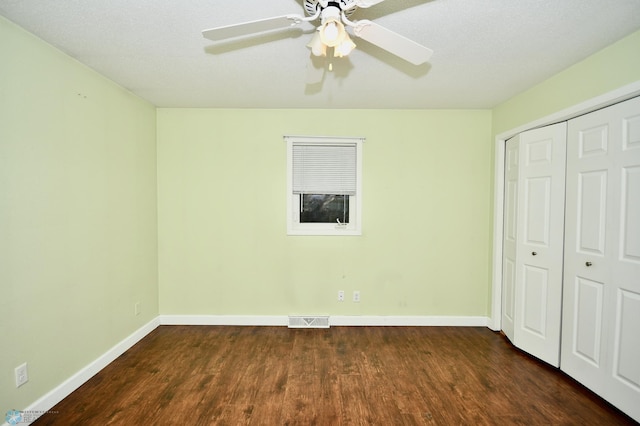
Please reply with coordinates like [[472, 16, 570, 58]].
[[286, 136, 363, 236]]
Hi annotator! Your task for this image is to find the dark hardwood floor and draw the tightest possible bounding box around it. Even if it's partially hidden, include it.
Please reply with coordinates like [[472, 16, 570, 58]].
[[33, 326, 637, 425]]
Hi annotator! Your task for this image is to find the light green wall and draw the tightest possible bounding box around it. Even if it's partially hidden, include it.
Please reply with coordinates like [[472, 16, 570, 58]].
[[157, 108, 493, 317], [0, 16, 158, 412], [493, 29, 640, 136]]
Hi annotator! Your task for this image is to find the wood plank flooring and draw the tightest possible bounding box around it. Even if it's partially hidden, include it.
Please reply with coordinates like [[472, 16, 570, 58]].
[[33, 326, 637, 425]]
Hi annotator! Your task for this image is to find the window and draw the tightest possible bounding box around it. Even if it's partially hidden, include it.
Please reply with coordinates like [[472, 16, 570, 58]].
[[286, 136, 363, 235]]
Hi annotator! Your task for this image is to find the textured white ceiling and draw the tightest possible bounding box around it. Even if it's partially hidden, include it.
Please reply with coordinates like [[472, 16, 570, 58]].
[[2, 0, 640, 109]]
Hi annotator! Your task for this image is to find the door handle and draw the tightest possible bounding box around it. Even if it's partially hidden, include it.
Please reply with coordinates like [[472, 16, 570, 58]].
[[586, 261, 593, 267], [532, 252, 537, 256]]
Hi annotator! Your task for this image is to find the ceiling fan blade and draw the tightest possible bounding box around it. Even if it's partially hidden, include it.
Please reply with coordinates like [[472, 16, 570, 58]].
[[351, 20, 433, 65], [354, 0, 386, 8], [203, 15, 304, 41]]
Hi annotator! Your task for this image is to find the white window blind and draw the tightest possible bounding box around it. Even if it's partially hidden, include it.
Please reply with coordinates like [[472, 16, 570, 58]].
[[292, 144, 357, 195]]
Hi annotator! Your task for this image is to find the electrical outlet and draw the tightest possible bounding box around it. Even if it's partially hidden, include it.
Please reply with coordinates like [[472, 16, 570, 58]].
[[353, 290, 360, 303], [15, 363, 28, 388], [338, 290, 345, 301], [134, 302, 141, 316]]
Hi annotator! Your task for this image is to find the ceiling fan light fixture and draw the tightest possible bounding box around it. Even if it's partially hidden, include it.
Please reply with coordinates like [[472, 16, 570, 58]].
[[318, 5, 346, 47], [322, 21, 339, 44], [320, 18, 346, 47], [307, 30, 327, 57], [334, 32, 356, 57]]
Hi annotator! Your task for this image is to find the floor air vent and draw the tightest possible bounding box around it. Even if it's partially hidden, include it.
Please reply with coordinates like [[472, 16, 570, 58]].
[[288, 316, 330, 328]]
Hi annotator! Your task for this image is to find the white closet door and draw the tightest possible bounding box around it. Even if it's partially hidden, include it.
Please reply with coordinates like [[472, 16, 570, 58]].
[[502, 123, 567, 366], [561, 96, 640, 422], [501, 136, 519, 343], [514, 123, 567, 367]]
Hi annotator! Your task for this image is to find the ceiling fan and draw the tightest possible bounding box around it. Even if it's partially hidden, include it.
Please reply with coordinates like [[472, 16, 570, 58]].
[[202, 0, 433, 83]]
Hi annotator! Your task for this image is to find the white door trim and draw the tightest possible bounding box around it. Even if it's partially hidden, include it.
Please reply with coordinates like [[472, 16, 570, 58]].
[[489, 80, 640, 331]]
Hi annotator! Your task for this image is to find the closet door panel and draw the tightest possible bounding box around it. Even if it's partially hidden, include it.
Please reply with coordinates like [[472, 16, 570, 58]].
[[577, 170, 607, 255], [614, 289, 640, 390], [621, 166, 640, 262], [521, 264, 549, 336], [524, 177, 551, 246], [573, 276, 604, 366], [501, 137, 520, 342], [512, 122, 567, 367], [562, 96, 640, 423]]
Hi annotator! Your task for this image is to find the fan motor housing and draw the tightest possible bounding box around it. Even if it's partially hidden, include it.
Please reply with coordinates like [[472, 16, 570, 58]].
[[304, 0, 357, 17]]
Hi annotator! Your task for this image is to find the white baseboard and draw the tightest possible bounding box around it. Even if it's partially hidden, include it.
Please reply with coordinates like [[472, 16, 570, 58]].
[[330, 315, 490, 327], [10, 318, 160, 426], [159, 315, 289, 326], [159, 314, 490, 327]]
